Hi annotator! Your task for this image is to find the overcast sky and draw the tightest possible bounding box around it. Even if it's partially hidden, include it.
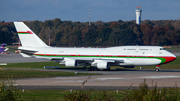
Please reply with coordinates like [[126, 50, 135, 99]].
[[1, 0, 180, 22]]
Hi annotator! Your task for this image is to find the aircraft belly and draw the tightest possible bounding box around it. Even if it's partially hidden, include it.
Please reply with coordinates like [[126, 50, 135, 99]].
[[112, 58, 161, 66], [134, 58, 161, 65]]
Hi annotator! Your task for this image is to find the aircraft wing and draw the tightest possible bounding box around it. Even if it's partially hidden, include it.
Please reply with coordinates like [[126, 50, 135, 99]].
[[50, 57, 125, 68]]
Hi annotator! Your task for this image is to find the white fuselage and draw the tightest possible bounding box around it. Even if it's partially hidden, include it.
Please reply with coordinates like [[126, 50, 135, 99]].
[[19, 45, 176, 67]]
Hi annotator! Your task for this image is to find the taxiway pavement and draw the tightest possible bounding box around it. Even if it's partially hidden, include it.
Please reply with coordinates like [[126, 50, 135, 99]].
[[0, 52, 48, 63], [15, 70, 180, 90]]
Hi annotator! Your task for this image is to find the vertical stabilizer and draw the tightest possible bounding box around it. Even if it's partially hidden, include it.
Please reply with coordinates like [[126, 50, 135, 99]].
[[14, 22, 48, 47]]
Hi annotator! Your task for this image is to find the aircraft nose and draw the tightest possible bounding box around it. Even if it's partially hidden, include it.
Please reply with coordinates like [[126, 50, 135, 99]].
[[172, 55, 176, 61], [173, 54, 177, 60], [164, 54, 176, 64]]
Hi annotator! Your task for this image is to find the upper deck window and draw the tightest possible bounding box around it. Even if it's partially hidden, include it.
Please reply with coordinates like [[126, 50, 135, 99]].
[[160, 48, 166, 50], [127, 49, 136, 50]]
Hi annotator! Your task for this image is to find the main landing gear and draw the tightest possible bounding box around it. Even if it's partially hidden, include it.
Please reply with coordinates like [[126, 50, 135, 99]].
[[88, 67, 99, 71], [88, 67, 111, 71], [156, 65, 160, 72]]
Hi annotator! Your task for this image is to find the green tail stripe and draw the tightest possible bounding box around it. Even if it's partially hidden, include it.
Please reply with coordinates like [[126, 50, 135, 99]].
[[18, 33, 29, 34]]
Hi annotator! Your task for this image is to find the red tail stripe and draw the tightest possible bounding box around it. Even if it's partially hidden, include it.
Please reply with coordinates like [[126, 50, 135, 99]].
[[17, 31, 33, 34]]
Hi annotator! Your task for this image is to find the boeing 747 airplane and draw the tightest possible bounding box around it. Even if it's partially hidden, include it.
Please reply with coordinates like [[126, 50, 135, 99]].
[[14, 22, 176, 71]]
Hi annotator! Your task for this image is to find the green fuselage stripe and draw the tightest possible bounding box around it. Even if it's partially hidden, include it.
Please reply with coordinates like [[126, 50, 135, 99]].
[[33, 54, 166, 64]]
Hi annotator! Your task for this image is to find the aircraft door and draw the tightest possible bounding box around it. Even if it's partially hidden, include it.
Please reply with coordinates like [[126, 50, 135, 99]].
[[126, 53, 129, 60], [136, 46, 139, 52]]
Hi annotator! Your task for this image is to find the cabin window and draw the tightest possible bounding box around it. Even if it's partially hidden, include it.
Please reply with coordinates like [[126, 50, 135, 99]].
[[160, 48, 166, 50], [124, 49, 126, 50], [140, 49, 149, 51]]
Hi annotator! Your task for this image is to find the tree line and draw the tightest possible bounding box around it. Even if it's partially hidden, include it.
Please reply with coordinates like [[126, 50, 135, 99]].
[[0, 18, 180, 47]]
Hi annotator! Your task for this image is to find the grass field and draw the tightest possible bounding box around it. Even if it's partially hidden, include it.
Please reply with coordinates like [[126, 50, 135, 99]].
[[21, 90, 67, 101], [0, 61, 61, 69], [20, 90, 124, 101], [16, 88, 180, 101], [0, 70, 101, 80]]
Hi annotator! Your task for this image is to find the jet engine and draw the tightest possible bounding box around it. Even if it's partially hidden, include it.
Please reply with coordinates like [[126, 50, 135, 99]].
[[97, 62, 110, 69], [65, 60, 77, 67], [91, 61, 110, 69]]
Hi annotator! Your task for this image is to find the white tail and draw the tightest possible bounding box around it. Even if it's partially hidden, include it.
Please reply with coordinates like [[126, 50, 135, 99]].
[[14, 22, 48, 47]]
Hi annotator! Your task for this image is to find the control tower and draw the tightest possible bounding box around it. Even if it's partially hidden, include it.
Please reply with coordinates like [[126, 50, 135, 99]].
[[135, 6, 142, 25]]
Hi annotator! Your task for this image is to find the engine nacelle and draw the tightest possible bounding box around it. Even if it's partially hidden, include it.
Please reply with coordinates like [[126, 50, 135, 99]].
[[65, 60, 77, 67], [123, 66, 135, 68], [97, 62, 110, 69]]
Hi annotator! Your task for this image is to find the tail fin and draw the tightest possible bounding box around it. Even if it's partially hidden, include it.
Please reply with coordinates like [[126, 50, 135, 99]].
[[14, 22, 48, 47]]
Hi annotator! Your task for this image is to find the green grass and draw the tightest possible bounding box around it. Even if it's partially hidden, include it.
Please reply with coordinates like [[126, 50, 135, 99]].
[[0, 61, 61, 69], [21, 90, 124, 101], [1, 79, 179, 101], [0, 70, 101, 80], [21, 90, 66, 101], [21, 88, 180, 101], [0, 60, 102, 80]]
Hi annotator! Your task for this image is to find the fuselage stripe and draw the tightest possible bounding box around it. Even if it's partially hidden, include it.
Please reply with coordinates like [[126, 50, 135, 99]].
[[17, 31, 33, 34], [33, 53, 174, 64]]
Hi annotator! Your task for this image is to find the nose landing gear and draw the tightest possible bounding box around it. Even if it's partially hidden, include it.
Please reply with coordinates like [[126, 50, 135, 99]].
[[156, 65, 160, 72]]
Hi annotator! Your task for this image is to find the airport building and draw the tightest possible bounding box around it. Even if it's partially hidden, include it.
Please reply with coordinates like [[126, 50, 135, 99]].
[[135, 7, 142, 25]]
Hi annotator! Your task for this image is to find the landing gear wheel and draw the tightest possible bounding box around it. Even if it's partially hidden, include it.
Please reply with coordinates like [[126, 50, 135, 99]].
[[155, 65, 160, 72], [156, 68, 160, 72], [88, 67, 98, 71], [88, 67, 92, 71], [103, 68, 110, 71]]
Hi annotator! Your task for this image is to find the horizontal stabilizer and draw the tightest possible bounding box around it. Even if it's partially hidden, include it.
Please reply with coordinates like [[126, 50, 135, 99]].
[[20, 53, 33, 57]]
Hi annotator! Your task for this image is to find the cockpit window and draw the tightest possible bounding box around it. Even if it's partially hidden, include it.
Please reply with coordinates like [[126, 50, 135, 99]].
[[160, 48, 166, 50]]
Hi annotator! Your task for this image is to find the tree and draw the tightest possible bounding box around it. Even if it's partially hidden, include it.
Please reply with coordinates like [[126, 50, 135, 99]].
[[0, 31, 12, 44], [119, 28, 137, 45], [53, 18, 62, 27], [55, 32, 62, 46], [100, 28, 112, 43], [84, 29, 99, 46]]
